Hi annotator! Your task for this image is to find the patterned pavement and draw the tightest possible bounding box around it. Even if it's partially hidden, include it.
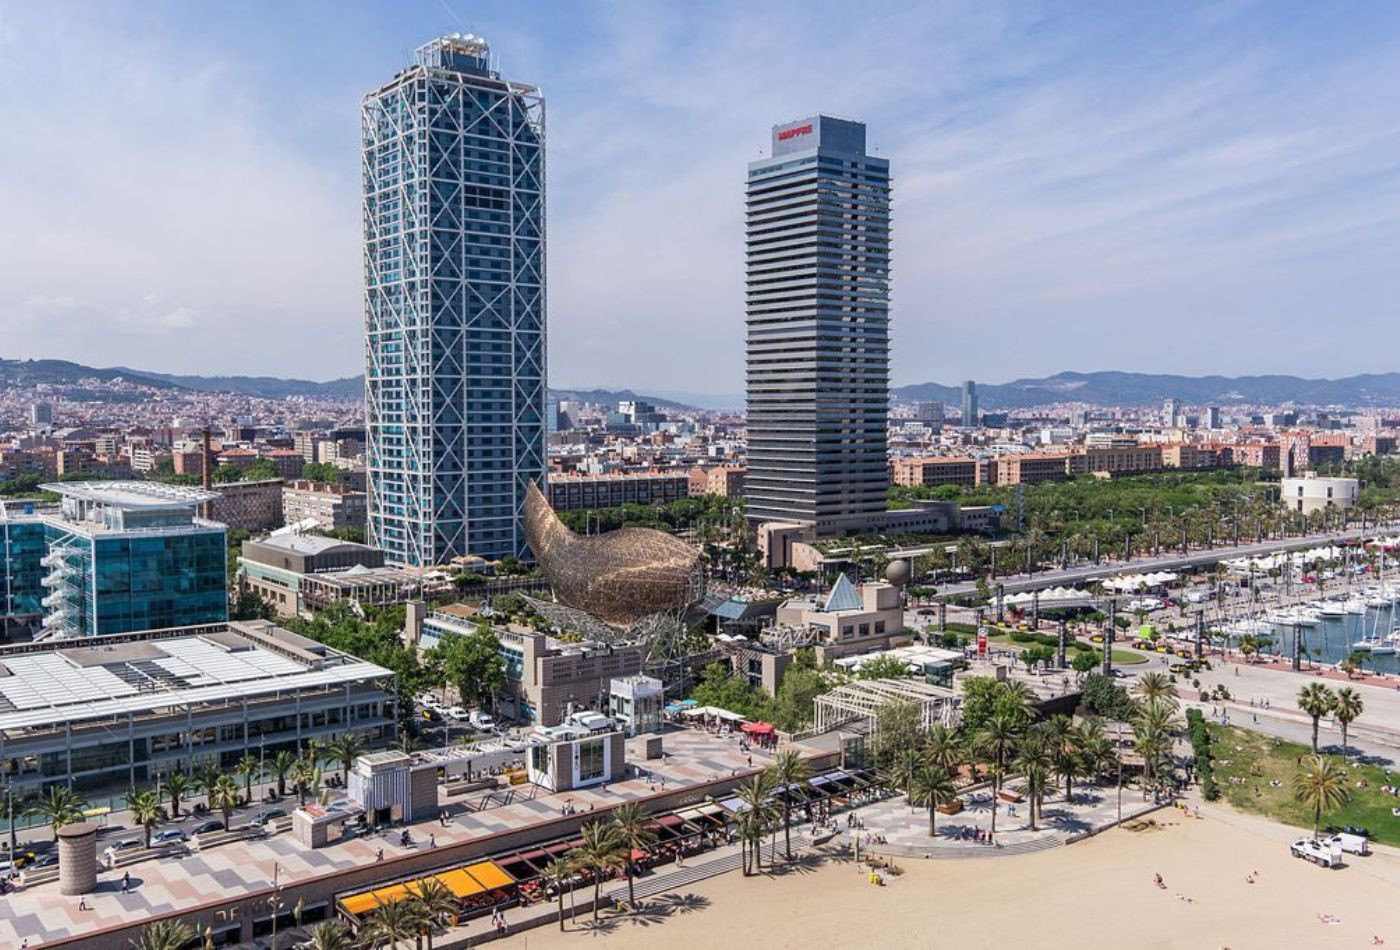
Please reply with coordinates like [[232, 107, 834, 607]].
[[0, 727, 766, 948]]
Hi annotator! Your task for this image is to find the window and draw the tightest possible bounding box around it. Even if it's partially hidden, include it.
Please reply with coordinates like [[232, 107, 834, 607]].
[[578, 738, 606, 782]]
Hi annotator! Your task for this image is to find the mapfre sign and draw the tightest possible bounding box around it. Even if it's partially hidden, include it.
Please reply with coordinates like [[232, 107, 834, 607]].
[[776, 123, 813, 142]]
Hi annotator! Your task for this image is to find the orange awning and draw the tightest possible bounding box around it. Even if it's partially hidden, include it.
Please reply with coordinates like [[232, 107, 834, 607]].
[[465, 861, 515, 891], [436, 868, 487, 900]]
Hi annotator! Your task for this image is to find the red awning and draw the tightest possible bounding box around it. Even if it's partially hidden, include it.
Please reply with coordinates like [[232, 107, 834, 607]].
[[630, 848, 648, 861], [741, 721, 775, 735]]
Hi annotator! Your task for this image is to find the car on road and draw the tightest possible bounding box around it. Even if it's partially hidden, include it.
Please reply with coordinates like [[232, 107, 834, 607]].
[[249, 808, 287, 828], [416, 692, 442, 709], [446, 705, 471, 721], [101, 838, 143, 863], [190, 819, 225, 836], [1290, 837, 1342, 867], [1324, 832, 1370, 856], [469, 710, 496, 731], [419, 706, 443, 723], [1109, 669, 1129, 679], [26, 852, 58, 869], [152, 828, 188, 845]]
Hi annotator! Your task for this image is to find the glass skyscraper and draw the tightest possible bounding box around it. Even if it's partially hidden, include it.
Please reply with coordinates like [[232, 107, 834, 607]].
[[744, 116, 891, 535], [362, 35, 546, 566]]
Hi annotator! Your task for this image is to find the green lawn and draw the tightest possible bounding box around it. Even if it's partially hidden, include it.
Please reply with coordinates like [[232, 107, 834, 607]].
[[981, 629, 1150, 666], [1206, 724, 1400, 846]]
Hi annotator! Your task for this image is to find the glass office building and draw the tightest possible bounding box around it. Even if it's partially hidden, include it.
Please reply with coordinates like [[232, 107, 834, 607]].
[[1, 483, 227, 639], [362, 34, 547, 566], [744, 116, 892, 535]]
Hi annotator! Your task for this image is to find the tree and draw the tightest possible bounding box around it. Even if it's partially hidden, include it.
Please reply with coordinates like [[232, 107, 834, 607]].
[[300, 921, 353, 950], [1042, 714, 1082, 803], [856, 654, 911, 680], [871, 699, 926, 775], [1131, 672, 1178, 708], [195, 764, 224, 809], [1291, 754, 1351, 839], [1133, 699, 1180, 793], [922, 723, 963, 777], [326, 733, 368, 784], [569, 820, 626, 923], [163, 772, 190, 820], [235, 755, 261, 805], [28, 785, 87, 840], [125, 788, 164, 849], [1071, 650, 1100, 673], [1297, 683, 1337, 754], [207, 775, 241, 833], [906, 763, 957, 837], [1332, 687, 1364, 762], [360, 897, 425, 950], [974, 712, 1023, 840], [131, 919, 197, 950], [735, 772, 779, 874], [543, 857, 576, 930], [291, 759, 320, 807], [766, 749, 812, 860], [609, 801, 658, 909], [435, 623, 507, 711], [302, 462, 344, 484], [1080, 673, 1137, 720], [272, 751, 297, 798], [1013, 730, 1055, 831], [413, 877, 459, 950]]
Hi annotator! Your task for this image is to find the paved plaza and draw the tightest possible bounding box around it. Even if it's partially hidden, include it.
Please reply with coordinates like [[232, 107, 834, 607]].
[[854, 781, 1163, 858], [0, 727, 768, 948]]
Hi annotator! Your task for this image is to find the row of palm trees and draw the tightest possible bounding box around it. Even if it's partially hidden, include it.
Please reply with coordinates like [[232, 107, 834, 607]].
[[22, 733, 373, 844], [132, 917, 359, 950], [1297, 682, 1365, 759]]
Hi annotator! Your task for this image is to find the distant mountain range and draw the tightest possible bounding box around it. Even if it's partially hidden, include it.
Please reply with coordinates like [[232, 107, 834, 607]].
[[893, 371, 1400, 409], [0, 359, 703, 410]]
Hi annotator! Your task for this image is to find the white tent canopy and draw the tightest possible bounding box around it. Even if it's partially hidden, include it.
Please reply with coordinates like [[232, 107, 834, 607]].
[[681, 705, 748, 722], [1004, 586, 1096, 607], [1101, 571, 1178, 592]]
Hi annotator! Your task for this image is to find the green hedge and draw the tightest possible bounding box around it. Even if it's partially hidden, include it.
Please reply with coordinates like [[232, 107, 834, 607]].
[[1186, 707, 1219, 800]]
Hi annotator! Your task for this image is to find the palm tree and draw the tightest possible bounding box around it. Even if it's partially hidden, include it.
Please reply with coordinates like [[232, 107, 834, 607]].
[[412, 877, 459, 950], [1077, 719, 1115, 784], [326, 733, 368, 784], [271, 750, 297, 798], [974, 711, 1022, 838], [543, 857, 576, 930], [609, 801, 658, 909], [130, 918, 197, 950], [300, 921, 353, 950], [291, 759, 320, 807], [922, 723, 963, 776], [999, 681, 1038, 724], [906, 763, 957, 837], [1292, 754, 1351, 839], [1042, 714, 1082, 803], [765, 749, 812, 860], [735, 771, 779, 872], [1297, 683, 1337, 754], [126, 787, 164, 849], [394, 732, 425, 755], [1013, 732, 1055, 831], [1133, 700, 1179, 794], [1332, 687, 1365, 762], [360, 897, 424, 949], [207, 775, 241, 833], [235, 755, 261, 805], [194, 764, 223, 809], [569, 820, 626, 923], [1131, 672, 1178, 708], [162, 773, 190, 820], [30, 785, 87, 839]]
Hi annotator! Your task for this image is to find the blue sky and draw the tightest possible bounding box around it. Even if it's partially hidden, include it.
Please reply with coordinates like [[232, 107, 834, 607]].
[[2, 1, 1399, 395]]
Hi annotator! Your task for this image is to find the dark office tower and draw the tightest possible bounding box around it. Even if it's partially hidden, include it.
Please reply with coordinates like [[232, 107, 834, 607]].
[[961, 381, 978, 427], [363, 35, 546, 565], [744, 116, 891, 535]]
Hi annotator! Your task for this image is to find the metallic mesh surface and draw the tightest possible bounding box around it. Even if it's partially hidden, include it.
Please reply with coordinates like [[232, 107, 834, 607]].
[[524, 483, 704, 626]]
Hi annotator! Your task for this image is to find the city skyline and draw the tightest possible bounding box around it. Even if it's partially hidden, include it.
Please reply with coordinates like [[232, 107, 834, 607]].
[[4, 2, 1400, 394]]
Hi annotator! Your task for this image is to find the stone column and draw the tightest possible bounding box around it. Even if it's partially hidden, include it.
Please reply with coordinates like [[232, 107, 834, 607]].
[[57, 821, 98, 896]]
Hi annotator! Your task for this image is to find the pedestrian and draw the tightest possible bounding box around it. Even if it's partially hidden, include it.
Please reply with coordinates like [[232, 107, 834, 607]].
[[376, 848, 384, 863], [429, 834, 436, 849], [79, 896, 88, 911], [122, 871, 130, 893]]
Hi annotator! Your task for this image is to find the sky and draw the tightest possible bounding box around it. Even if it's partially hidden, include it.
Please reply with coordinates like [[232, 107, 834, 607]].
[[2, 1, 1400, 397]]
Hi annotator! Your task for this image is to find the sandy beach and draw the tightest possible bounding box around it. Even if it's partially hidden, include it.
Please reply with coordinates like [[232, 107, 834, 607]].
[[495, 809, 1400, 950]]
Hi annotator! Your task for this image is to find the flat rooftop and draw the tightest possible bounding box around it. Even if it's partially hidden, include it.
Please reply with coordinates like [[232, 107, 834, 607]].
[[39, 480, 220, 509], [0, 622, 393, 733]]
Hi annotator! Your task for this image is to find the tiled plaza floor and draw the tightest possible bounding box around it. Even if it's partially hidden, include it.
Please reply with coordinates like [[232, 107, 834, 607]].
[[0, 727, 767, 948]]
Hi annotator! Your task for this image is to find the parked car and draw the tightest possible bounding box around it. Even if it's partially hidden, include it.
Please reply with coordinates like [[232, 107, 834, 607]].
[[249, 808, 287, 828], [469, 710, 496, 731], [1290, 837, 1342, 868], [152, 828, 188, 845], [1325, 832, 1370, 856], [190, 819, 225, 836], [446, 706, 471, 721], [26, 852, 58, 869], [101, 838, 143, 863], [416, 692, 442, 709], [419, 707, 443, 723]]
